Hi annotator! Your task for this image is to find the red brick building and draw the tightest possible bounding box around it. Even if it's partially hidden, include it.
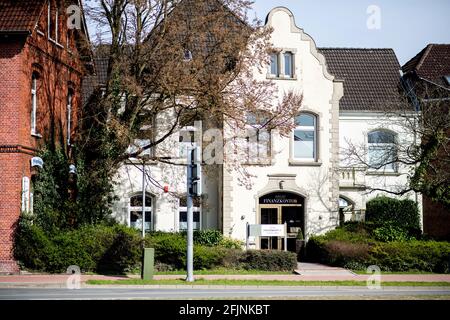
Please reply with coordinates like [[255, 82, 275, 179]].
[[402, 44, 450, 240], [0, 0, 92, 273]]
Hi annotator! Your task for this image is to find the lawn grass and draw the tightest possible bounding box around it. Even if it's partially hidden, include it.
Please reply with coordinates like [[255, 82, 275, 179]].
[[154, 268, 293, 275], [86, 278, 450, 287], [352, 270, 438, 275]]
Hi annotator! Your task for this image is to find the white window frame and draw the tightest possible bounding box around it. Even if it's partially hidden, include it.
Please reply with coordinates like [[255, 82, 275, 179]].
[[367, 130, 397, 172], [269, 52, 279, 77], [284, 51, 294, 78], [178, 199, 201, 231], [67, 91, 73, 146], [31, 74, 38, 136], [48, 1, 60, 44], [292, 113, 317, 162], [21, 177, 30, 213], [128, 193, 153, 232], [178, 125, 198, 159]]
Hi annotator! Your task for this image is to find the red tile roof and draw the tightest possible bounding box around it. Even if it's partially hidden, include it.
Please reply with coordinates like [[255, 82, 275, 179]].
[[402, 44, 450, 88], [320, 48, 405, 111], [0, 0, 46, 33]]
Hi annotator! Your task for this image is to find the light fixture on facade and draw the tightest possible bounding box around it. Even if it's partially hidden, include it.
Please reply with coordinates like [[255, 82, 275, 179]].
[[31, 157, 44, 169], [69, 164, 77, 175]]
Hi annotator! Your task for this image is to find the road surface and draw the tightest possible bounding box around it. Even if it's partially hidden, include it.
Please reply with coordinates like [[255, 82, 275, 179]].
[[1, 287, 449, 300]]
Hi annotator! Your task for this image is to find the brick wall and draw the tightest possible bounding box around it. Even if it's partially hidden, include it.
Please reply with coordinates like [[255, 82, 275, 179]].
[[0, 2, 86, 273]]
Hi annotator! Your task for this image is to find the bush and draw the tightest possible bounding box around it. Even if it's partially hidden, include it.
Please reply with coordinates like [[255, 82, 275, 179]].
[[14, 217, 142, 274], [193, 230, 223, 246], [239, 250, 298, 271], [372, 225, 413, 242], [365, 196, 421, 234], [305, 227, 450, 273]]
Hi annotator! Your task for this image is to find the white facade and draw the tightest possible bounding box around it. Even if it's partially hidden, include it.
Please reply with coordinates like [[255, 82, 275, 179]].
[[110, 7, 422, 250]]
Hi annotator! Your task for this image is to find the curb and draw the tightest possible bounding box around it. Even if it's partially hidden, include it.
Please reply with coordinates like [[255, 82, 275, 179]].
[[1, 283, 450, 291]]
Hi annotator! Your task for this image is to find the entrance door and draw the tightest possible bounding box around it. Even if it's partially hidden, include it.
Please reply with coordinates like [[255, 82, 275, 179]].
[[260, 207, 281, 250], [259, 192, 305, 252], [282, 206, 304, 252]]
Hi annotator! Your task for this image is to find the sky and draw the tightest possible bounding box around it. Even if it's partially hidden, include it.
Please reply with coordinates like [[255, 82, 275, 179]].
[[249, 0, 450, 65], [86, 0, 450, 65]]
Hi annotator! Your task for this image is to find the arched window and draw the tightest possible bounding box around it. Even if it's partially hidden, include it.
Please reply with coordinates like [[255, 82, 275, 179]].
[[293, 113, 317, 161], [31, 73, 39, 135], [129, 193, 152, 232], [179, 197, 201, 231], [368, 130, 397, 171]]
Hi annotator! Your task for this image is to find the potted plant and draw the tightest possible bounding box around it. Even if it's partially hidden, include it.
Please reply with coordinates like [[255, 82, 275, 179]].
[[295, 229, 305, 260]]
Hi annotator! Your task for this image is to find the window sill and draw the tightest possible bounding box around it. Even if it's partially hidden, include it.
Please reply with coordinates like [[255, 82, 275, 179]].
[[48, 38, 64, 49], [366, 170, 401, 176], [289, 159, 322, 167], [31, 132, 42, 139], [242, 161, 274, 166], [266, 74, 298, 81]]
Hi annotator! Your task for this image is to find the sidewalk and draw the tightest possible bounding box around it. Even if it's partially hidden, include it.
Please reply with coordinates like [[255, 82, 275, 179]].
[[1, 272, 450, 288]]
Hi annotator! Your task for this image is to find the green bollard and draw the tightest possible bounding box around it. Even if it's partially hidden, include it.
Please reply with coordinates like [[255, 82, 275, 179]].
[[141, 248, 154, 281]]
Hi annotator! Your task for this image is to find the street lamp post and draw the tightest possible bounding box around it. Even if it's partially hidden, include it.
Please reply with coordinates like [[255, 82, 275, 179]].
[[142, 158, 146, 239]]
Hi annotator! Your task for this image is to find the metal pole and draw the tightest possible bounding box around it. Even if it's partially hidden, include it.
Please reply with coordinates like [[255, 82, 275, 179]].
[[246, 222, 249, 250], [142, 160, 146, 239], [186, 148, 194, 282], [284, 222, 287, 252]]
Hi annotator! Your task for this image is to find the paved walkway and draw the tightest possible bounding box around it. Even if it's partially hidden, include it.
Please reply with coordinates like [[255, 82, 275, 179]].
[[1, 262, 450, 287]]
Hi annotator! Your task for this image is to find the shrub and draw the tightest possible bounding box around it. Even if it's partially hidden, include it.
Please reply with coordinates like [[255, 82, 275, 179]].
[[219, 237, 244, 249], [14, 217, 142, 274], [372, 225, 413, 242], [193, 230, 223, 246], [239, 250, 297, 271], [145, 232, 186, 269], [365, 196, 421, 234], [305, 227, 450, 273]]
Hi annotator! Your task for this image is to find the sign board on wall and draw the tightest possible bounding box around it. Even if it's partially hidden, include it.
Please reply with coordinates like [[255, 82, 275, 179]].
[[246, 223, 287, 251], [248, 224, 286, 237]]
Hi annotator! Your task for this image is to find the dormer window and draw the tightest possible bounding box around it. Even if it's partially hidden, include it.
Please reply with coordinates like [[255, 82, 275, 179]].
[[269, 53, 279, 77], [284, 52, 294, 78], [268, 50, 296, 79]]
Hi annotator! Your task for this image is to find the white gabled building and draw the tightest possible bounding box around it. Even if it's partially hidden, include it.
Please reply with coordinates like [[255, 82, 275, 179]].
[[108, 7, 422, 253]]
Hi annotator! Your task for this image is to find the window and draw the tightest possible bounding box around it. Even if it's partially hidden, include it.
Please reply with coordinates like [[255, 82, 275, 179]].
[[21, 177, 30, 213], [246, 112, 271, 164], [179, 124, 198, 158], [48, 1, 59, 42], [269, 53, 279, 76], [284, 52, 293, 78], [67, 90, 73, 146], [179, 197, 201, 231], [31, 73, 38, 135], [368, 130, 397, 171], [129, 194, 152, 232], [293, 113, 317, 160]]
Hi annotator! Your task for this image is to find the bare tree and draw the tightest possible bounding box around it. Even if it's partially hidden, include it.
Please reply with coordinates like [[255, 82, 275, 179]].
[[341, 83, 450, 206], [79, 0, 303, 195]]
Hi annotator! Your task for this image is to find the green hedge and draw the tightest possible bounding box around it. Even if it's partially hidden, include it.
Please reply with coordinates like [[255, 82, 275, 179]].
[[365, 196, 421, 234], [15, 223, 295, 273], [306, 226, 450, 273], [144, 232, 294, 271], [14, 218, 142, 273]]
